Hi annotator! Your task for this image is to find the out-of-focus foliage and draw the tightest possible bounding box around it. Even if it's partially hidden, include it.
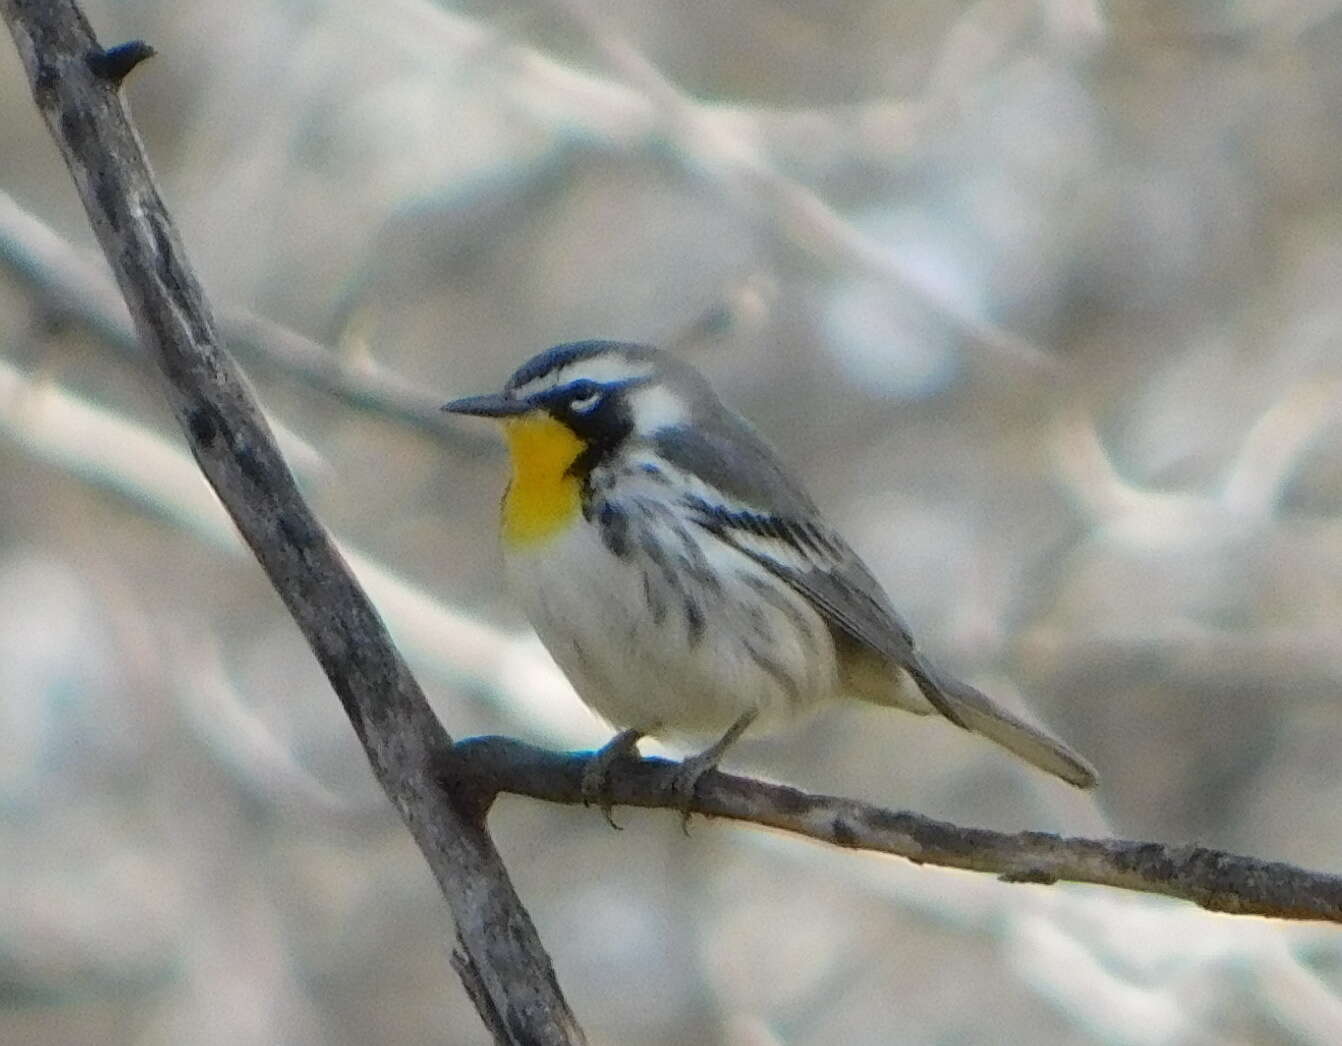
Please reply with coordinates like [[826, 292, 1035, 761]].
[[3, 1, 1342, 1043]]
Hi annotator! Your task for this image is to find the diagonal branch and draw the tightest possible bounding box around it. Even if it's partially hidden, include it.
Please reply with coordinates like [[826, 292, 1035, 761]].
[[448, 736, 1342, 925], [1, 3, 583, 1043], [0, 189, 766, 447], [0, 189, 494, 450], [7, 5, 1337, 1044], [547, 0, 1057, 369]]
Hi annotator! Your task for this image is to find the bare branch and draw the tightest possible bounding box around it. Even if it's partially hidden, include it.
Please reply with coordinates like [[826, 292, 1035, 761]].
[[1, 4, 582, 1042], [223, 307, 494, 449], [547, 0, 1058, 369], [8, 5, 1337, 1044], [449, 736, 1342, 925], [0, 188, 770, 448], [0, 189, 493, 450]]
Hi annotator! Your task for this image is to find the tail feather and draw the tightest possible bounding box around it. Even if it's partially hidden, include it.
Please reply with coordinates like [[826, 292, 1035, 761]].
[[921, 667, 1097, 789], [840, 641, 1097, 789]]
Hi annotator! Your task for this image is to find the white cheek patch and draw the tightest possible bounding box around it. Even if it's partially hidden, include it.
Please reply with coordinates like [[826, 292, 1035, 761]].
[[630, 383, 689, 432], [510, 356, 656, 400]]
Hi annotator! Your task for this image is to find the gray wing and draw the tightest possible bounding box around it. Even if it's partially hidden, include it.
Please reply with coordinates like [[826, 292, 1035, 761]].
[[680, 495, 969, 728], [655, 422, 969, 727], [659, 421, 1097, 787]]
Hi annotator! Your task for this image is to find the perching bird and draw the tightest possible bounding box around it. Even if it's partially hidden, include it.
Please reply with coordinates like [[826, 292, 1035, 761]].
[[444, 341, 1095, 814]]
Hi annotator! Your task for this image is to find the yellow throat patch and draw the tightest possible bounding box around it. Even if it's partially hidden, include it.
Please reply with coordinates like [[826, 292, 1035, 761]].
[[500, 413, 585, 546]]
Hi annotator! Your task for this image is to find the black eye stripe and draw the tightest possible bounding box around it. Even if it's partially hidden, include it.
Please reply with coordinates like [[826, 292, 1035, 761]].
[[560, 382, 635, 479]]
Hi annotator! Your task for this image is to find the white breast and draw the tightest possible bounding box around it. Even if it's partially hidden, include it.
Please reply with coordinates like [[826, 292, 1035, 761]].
[[503, 490, 840, 741]]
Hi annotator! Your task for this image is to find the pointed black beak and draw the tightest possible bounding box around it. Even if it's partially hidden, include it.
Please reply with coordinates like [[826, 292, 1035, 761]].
[[441, 393, 533, 418]]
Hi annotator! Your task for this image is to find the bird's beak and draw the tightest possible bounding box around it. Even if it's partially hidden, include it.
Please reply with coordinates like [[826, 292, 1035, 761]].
[[441, 393, 533, 418]]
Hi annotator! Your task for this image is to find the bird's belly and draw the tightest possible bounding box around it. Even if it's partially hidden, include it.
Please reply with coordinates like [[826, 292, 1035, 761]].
[[505, 516, 839, 739]]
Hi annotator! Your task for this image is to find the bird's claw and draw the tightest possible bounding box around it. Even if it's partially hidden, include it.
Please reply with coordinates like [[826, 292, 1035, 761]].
[[665, 753, 716, 834], [665, 709, 758, 833], [581, 728, 644, 829], [580, 761, 622, 829]]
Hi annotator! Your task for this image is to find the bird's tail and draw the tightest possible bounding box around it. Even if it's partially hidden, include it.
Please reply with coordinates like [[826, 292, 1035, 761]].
[[905, 660, 1097, 789]]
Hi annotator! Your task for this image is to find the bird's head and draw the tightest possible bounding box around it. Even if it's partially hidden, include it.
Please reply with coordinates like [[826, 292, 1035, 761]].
[[443, 341, 717, 543], [444, 340, 713, 478]]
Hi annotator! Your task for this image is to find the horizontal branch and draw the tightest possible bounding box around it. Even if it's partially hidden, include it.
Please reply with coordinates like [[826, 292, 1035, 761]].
[[448, 736, 1342, 925]]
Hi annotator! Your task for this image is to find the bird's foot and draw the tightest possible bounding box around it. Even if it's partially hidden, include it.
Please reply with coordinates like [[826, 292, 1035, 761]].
[[666, 750, 721, 834], [581, 728, 645, 829], [665, 709, 758, 834]]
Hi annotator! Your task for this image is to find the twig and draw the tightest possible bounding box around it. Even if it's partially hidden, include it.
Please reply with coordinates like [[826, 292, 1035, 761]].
[[8, 5, 1337, 1044], [0, 350, 603, 746], [548, 0, 1058, 370], [1, 5, 583, 1043], [0, 187, 770, 448], [0, 189, 494, 450], [448, 736, 1342, 925]]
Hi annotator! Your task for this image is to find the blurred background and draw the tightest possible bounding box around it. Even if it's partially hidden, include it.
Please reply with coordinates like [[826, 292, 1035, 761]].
[[3, 0, 1342, 1042]]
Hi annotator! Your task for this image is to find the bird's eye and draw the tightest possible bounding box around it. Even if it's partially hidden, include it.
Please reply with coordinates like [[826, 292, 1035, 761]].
[[567, 382, 603, 413]]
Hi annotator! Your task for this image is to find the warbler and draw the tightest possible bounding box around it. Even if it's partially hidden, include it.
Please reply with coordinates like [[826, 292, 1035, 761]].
[[444, 341, 1096, 811]]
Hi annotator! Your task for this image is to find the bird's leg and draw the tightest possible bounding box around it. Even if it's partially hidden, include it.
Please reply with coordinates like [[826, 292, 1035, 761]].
[[668, 708, 759, 832], [582, 727, 646, 829]]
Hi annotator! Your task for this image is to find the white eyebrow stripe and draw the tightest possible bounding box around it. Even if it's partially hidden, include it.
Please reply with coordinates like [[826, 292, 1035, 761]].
[[507, 374, 556, 399], [509, 356, 656, 399]]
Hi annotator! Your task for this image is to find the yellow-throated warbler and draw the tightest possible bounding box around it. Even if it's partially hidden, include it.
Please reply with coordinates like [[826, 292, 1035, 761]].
[[445, 341, 1096, 809]]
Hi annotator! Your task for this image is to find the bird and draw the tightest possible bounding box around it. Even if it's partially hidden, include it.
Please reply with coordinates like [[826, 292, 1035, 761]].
[[443, 340, 1096, 818]]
